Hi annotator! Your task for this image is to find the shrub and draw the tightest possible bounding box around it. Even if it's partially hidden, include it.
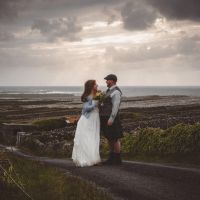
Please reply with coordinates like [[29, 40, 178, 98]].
[[165, 123, 200, 154], [121, 133, 138, 154], [120, 123, 200, 157]]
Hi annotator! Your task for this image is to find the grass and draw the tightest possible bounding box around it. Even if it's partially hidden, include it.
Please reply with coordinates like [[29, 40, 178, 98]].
[[119, 112, 142, 120], [0, 152, 113, 200], [33, 118, 67, 131], [19, 145, 71, 158], [0, 116, 9, 124]]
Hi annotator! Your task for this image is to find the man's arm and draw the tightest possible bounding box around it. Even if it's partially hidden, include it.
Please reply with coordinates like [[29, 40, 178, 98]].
[[108, 90, 121, 125]]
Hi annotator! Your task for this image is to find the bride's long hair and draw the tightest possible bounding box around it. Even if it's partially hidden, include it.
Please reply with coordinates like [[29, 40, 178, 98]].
[[81, 80, 96, 102]]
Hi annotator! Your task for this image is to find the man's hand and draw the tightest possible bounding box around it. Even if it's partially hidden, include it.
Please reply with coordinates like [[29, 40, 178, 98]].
[[107, 119, 113, 126]]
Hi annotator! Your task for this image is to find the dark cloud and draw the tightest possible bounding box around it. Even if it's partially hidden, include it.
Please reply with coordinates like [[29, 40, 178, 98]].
[[148, 0, 200, 21], [36, 0, 120, 10], [0, 0, 120, 23], [102, 7, 119, 24], [119, 0, 200, 31], [0, 0, 18, 22], [0, 0, 29, 23], [32, 17, 82, 42], [0, 30, 15, 41], [120, 1, 158, 30], [1, 0, 200, 25]]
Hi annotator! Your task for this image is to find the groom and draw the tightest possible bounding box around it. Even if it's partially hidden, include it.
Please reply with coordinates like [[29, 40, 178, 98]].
[[99, 74, 123, 165]]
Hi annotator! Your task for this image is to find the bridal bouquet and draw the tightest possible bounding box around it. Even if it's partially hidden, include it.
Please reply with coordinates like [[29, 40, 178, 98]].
[[93, 90, 106, 103]]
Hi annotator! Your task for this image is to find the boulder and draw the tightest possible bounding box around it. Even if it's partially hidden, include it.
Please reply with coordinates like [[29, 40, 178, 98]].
[[33, 139, 45, 148]]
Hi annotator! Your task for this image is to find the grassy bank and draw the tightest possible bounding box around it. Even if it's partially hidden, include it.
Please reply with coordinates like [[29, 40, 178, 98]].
[[33, 118, 67, 131], [0, 152, 112, 200], [118, 123, 200, 166]]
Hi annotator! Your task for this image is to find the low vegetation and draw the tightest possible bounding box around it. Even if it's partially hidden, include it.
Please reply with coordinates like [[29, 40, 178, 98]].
[[119, 112, 142, 120], [33, 118, 67, 131], [102, 123, 200, 165], [0, 151, 112, 200]]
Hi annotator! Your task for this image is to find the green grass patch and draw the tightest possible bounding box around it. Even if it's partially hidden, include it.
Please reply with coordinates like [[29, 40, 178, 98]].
[[33, 118, 67, 131], [19, 145, 71, 159], [1, 153, 113, 200], [119, 112, 142, 120], [0, 116, 9, 124]]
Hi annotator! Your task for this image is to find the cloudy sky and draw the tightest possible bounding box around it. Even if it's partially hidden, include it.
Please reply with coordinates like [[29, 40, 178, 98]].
[[0, 0, 200, 86]]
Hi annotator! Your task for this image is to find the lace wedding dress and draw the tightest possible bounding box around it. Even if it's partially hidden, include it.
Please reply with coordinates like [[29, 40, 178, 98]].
[[72, 105, 101, 167]]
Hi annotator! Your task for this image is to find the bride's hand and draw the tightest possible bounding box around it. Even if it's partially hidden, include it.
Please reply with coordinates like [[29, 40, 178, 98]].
[[93, 100, 99, 106]]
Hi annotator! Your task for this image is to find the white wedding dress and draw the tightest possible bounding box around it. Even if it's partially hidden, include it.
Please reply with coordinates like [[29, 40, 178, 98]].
[[72, 105, 101, 167]]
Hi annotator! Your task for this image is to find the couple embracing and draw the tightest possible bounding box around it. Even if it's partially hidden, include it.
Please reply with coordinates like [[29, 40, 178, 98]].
[[72, 74, 123, 167]]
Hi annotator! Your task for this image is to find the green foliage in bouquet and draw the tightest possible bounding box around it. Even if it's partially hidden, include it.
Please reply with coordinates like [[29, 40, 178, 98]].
[[93, 90, 106, 103]]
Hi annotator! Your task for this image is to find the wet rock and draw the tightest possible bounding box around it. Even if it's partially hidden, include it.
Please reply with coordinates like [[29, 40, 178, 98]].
[[33, 139, 45, 148]]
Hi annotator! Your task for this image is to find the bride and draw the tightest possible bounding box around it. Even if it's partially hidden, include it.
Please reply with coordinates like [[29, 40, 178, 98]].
[[72, 80, 101, 167]]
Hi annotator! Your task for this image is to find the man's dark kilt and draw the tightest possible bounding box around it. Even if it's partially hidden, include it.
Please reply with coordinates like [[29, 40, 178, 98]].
[[100, 114, 123, 140]]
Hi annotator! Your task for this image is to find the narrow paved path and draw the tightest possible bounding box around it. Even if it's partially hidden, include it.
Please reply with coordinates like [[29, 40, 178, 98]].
[[1, 145, 200, 200]]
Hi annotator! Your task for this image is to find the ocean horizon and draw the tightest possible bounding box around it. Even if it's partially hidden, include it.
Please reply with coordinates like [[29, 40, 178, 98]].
[[1, 86, 200, 97]]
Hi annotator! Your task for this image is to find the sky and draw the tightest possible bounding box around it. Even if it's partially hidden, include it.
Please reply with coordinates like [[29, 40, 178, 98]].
[[0, 0, 200, 86]]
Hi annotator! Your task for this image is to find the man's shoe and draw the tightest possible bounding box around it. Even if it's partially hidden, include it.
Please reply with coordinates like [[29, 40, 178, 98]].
[[102, 152, 114, 165], [113, 153, 122, 165]]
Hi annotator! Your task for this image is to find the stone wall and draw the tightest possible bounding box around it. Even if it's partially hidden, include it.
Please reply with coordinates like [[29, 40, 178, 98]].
[[0, 123, 36, 145]]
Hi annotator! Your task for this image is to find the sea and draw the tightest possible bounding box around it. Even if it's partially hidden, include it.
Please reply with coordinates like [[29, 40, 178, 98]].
[[1, 86, 200, 97]]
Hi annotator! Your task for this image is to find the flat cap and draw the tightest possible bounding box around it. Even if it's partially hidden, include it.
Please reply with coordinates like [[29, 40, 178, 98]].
[[104, 74, 117, 82]]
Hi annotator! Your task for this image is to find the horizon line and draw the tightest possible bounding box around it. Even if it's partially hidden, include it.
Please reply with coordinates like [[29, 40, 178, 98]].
[[1, 85, 200, 87]]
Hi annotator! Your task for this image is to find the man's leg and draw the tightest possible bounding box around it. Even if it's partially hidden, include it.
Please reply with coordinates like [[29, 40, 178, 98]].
[[113, 139, 121, 153], [113, 139, 122, 164], [103, 139, 115, 165], [108, 139, 115, 152]]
